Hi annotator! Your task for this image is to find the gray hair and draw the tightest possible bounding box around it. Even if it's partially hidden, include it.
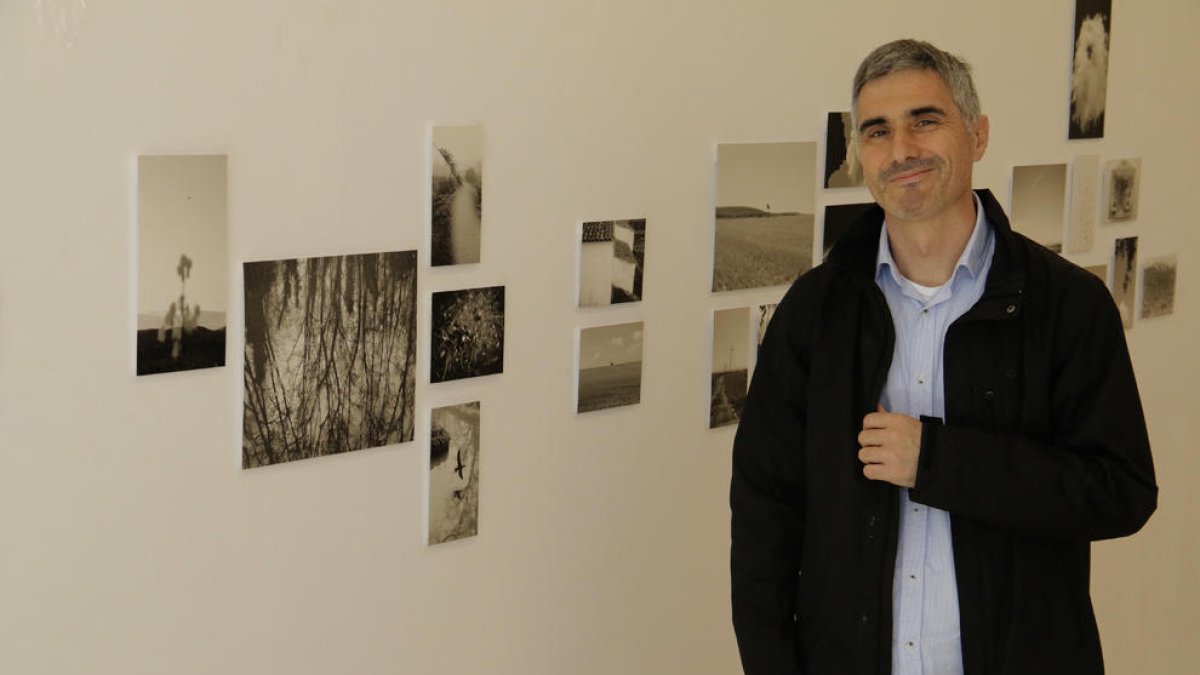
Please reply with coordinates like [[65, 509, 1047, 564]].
[[850, 39, 982, 128]]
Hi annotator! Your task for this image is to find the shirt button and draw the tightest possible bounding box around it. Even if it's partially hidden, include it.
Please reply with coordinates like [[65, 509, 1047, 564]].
[[906, 641, 915, 648], [909, 574, 917, 581], [1005, 304, 1017, 314]]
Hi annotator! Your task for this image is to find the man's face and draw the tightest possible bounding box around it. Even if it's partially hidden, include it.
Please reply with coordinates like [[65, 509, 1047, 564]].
[[854, 69, 988, 224]]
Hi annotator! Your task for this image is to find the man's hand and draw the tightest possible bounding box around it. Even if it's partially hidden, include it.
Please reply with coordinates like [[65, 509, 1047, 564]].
[[858, 404, 922, 488]]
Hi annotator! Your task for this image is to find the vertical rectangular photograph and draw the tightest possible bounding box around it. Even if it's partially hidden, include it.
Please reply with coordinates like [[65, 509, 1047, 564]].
[[710, 307, 750, 429], [1140, 255, 1177, 320], [1112, 236, 1138, 329], [712, 142, 816, 292], [136, 154, 227, 376], [577, 322, 644, 414], [578, 218, 647, 307], [430, 286, 505, 383], [822, 202, 874, 260], [756, 303, 778, 348], [1103, 158, 1141, 223], [1010, 163, 1067, 253], [242, 251, 418, 468], [1066, 155, 1100, 253], [823, 112, 864, 188], [1069, 0, 1111, 139], [429, 401, 481, 545], [431, 125, 483, 266]]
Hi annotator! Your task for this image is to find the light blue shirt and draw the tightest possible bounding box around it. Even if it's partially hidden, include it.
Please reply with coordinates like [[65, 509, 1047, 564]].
[[874, 194, 994, 675]]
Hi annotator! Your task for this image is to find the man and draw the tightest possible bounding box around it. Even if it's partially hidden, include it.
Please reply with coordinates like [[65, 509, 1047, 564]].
[[730, 39, 1156, 675]]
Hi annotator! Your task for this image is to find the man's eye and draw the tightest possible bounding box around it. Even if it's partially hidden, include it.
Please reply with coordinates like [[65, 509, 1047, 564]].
[[866, 129, 888, 138]]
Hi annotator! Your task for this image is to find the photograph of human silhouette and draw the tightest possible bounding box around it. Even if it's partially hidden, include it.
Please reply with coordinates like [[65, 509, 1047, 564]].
[[1069, 0, 1111, 139], [431, 125, 483, 266], [429, 401, 481, 545]]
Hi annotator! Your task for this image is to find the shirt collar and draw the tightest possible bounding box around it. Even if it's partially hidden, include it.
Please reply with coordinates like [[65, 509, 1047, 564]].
[[876, 191, 991, 282]]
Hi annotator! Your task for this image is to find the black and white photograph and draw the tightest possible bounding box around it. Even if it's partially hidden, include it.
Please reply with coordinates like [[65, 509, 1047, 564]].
[[1112, 236, 1138, 329], [1067, 155, 1099, 253], [823, 202, 873, 259], [756, 303, 778, 347], [1069, 0, 1111, 139], [1010, 163, 1067, 253], [429, 401, 480, 545], [431, 286, 505, 383], [577, 322, 643, 414], [1104, 158, 1141, 222], [823, 112, 865, 189], [431, 125, 483, 266], [578, 219, 647, 306], [712, 142, 816, 292], [1085, 263, 1109, 285], [710, 307, 750, 429], [1141, 255, 1177, 320], [136, 154, 227, 376], [242, 251, 418, 468]]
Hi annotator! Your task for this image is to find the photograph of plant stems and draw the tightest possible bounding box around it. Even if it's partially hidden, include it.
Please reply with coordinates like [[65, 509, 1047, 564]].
[[242, 251, 417, 468], [430, 286, 505, 383]]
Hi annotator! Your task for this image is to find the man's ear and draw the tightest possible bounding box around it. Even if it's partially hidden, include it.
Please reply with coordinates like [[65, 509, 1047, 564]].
[[972, 114, 990, 161]]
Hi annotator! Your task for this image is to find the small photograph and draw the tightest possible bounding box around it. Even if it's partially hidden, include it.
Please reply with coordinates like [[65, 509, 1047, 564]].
[[712, 142, 816, 292], [823, 112, 864, 189], [579, 219, 647, 306], [429, 401, 481, 545], [431, 286, 505, 383], [1010, 163, 1067, 253], [711, 307, 750, 429], [822, 202, 873, 259], [1066, 155, 1100, 253], [136, 155, 227, 376], [1141, 255, 1177, 319], [243, 251, 418, 468], [1069, 0, 1111, 139], [577, 321, 644, 414], [431, 125, 483, 266], [1085, 263, 1109, 286], [756, 303, 778, 347], [1103, 158, 1141, 222], [1112, 236, 1138, 329]]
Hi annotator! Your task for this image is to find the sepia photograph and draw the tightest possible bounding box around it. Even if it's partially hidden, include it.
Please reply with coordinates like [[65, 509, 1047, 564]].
[[431, 125, 483, 266], [577, 321, 643, 414], [579, 219, 647, 306], [1010, 163, 1067, 253], [1103, 158, 1141, 222], [712, 141, 816, 292], [756, 303, 778, 347], [711, 307, 750, 429], [136, 154, 227, 376], [429, 401, 481, 545], [1066, 155, 1099, 253], [242, 251, 418, 468], [1085, 263, 1109, 286], [431, 286, 505, 383], [823, 202, 873, 259], [1140, 255, 1177, 319], [1069, 0, 1111, 139], [823, 112, 865, 188], [1112, 236, 1138, 329]]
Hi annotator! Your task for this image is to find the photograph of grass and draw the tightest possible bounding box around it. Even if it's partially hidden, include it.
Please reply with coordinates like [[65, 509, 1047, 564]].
[[242, 251, 417, 468], [1104, 158, 1141, 223], [577, 322, 643, 414], [431, 125, 483, 266], [1067, 155, 1099, 253], [579, 219, 647, 306], [1069, 0, 1111, 139], [1112, 236, 1138, 329], [822, 202, 873, 259], [1141, 255, 1177, 319], [1011, 163, 1067, 253], [823, 112, 864, 188], [136, 155, 227, 376], [431, 286, 505, 383], [712, 141, 816, 292], [711, 307, 750, 429], [429, 401, 480, 545]]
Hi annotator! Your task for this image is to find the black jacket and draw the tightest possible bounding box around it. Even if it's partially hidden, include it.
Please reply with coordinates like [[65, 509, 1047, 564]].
[[730, 190, 1157, 675]]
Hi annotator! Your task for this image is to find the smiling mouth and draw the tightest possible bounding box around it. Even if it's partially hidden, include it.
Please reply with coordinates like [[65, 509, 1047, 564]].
[[891, 168, 932, 184]]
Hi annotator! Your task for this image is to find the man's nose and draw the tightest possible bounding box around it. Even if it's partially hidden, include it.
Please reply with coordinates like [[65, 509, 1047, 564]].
[[889, 127, 920, 163]]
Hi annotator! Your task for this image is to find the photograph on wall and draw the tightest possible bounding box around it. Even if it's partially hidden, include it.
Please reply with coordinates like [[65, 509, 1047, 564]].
[[822, 202, 873, 259], [578, 219, 647, 306], [823, 112, 864, 189], [243, 251, 418, 468], [136, 154, 227, 376], [1112, 236, 1138, 329], [1140, 255, 1177, 319], [1103, 158, 1141, 222], [429, 401, 481, 545], [431, 125, 483, 266], [1085, 263, 1109, 286], [577, 322, 643, 414], [1010, 163, 1067, 253], [431, 286, 505, 383], [756, 303, 778, 347], [1066, 155, 1100, 253], [711, 307, 750, 429], [1069, 0, 1111, 139], [712, 141, 816, 292]]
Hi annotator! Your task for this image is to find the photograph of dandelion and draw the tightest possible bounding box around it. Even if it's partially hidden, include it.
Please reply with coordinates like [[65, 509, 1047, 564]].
[[430, 286, 505, 383], [242, 251, 417, 468], [1069, 0, 1111, 139], [136, 154, 227, 376]]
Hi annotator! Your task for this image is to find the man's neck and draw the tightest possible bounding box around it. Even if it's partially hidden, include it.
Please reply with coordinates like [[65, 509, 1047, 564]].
[[884, 193, 977, 286]]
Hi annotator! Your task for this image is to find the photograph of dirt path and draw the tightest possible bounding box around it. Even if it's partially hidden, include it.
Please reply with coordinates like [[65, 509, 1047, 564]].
[[431, 125, 483, 266]]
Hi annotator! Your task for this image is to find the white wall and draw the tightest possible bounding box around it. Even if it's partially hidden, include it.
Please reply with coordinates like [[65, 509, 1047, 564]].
[[0, 1, 1197, 673]]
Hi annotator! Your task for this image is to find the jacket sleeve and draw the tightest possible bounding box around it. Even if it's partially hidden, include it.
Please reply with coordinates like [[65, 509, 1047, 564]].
[[911, 272, 1158, 541], [730, 287, 811, 675]]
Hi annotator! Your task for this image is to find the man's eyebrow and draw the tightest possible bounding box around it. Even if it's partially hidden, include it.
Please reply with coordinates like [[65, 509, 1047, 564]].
[[857, 116, 887, 134], [908, 106, 947, 118]]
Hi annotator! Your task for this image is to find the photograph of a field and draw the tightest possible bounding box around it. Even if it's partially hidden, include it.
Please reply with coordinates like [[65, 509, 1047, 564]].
[[429, 401, 480, 545], [579, 219, 647, 306], [431, 286, 505, 383], [1067, 155, 1099, 253], [577, 322, 643, 414], [1141, 255, 1177, 319], [1011, 163, 1067, 253], [1112, 236, 1138, 329], [136, 154, 227, 376], [431, 125, 483, 266], [711, 307, 750, 429], [824, 112, 864, 188], [242, 251, 417, 468], [712, 142, 816, 292]]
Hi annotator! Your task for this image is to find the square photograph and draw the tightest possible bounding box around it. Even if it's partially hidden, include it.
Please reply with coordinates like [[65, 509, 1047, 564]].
[[431, 125, 483, 266], [1069, 0, 1112, 139], [710, 307, 750, 429], [1140, 255, 1177, 319], [578, 219, 647, 306], [823, 112, 864, 188], [1010, 163, 1067, 253], [577, 322, 644, 414], [431, 286, 505, 383], [1112, 236, 1138, 329], [429, 401, 481, 545], [1103, 158, 1141, 222]]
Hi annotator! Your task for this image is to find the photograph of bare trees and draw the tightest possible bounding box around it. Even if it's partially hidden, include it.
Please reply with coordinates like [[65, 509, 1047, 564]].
[[430, 286, 505, 383], [242, 250, 417, 468], [429, 401, 480, 545], [431, 125, 483, 266]]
